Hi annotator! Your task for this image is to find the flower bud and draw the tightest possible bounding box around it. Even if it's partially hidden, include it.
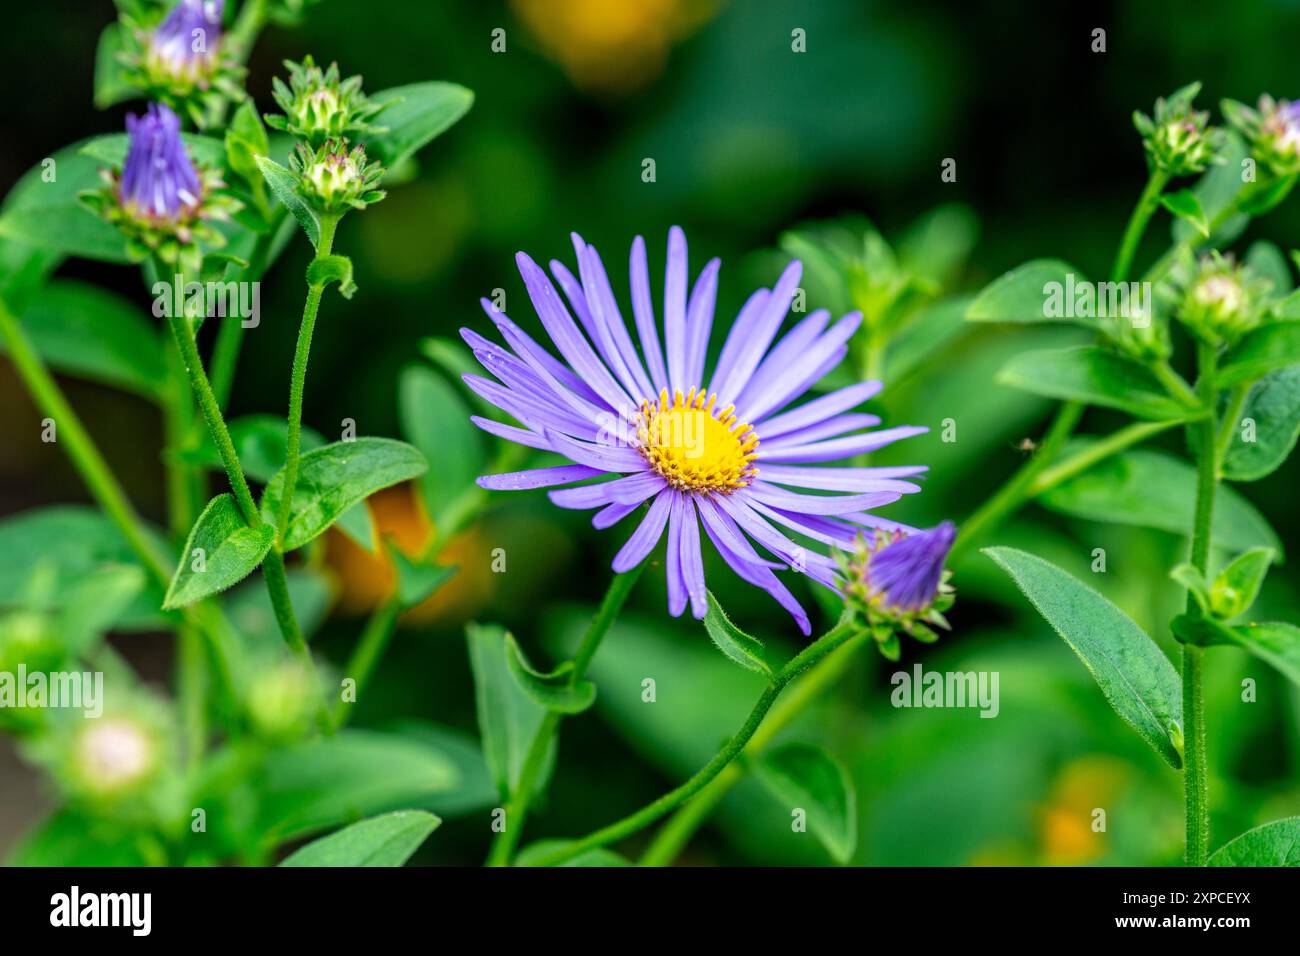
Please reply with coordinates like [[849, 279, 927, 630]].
[[247, 662, 313, 742], [1223, 94, 1300, 177], [291, 139, 386, 214], [1133, 83, 1223, 177], [72, 716, 160, 800], [1176, 253, 1269, 345], [82, 102, 239, 273], [266, 56, 386, 147], [123, 0, 245, 123], [840, 522, 957, 658]]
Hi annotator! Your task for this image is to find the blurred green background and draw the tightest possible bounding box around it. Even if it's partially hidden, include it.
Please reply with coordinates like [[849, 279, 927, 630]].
[[1, 0, 1298, 865]]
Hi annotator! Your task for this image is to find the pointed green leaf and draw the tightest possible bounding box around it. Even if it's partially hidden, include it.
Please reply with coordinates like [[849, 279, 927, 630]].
[[997, 347, 1192, 420], [1209, 817, 1300, 866], [389, 545, 457, 608], [965, 260, 1093, 326], [1219, 321, 1300, 386], [504, 633, 596, 715], [259, 438, 428, 552], [702, 591, 772, 676], [363, 82, 474, 169], [1039, 447, 1282, 556], [984, 547, 1183, 768], [466, 622, 554, 800], [1228, 622, 1300, 687], [164, 494, 274, 609], [399, 365, 484, 528], [1209, 547, 1274, 619], [1221, 365, 1300, 481], [307, 254, 356, 298], [279, 810, 440, 867], [254, 154, 320, 247], [754, 742, 858, 864], [1160, 189, 1209, 237]]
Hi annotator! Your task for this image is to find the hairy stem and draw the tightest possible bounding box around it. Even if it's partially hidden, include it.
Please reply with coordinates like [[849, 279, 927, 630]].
[[1111, 169, 1170, 283], [1182, 339, 1219, 866], [950, 400, 1084, 562], [527, 617, 861, 867], [487, 564, 646, 866], [639, 632, 866, 866], [274, 215, 338, 549]]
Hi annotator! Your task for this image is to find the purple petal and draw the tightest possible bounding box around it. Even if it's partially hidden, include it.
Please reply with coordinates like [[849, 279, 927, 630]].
[[746, 481, 901, 515], [700, 515, 812, 635], [573, 238, 656, 399], [707, 287, 772, 399], [683, 257, 721, 390], [664, 226, 689, 394], [543, 429, 649, 473], [469, 415, 552, 451], [630, 236, 669, 393], [678, 497, 708, 618], [664, 491, 689, 616], [594, 501, 638, 529], [733, 309, 832, 415], [739, 311, 862, 422], [479, 302, 603, 407], [754, 382, 884, 438], [477, 465, 603, 491], [758, 463, 927, 492], [709, 259, 802, 404], [611, 489, 673, 573], [695, 496, 783, 569], [762, 413, 882, 450], [757, 425, 929, 463]]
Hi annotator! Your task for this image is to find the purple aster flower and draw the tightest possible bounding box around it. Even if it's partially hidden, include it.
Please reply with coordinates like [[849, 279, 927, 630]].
[[466, 228, 930, 635], [859, 521, 955, 615], [120, 102, 203, 220], [150, 0, 224, 72]]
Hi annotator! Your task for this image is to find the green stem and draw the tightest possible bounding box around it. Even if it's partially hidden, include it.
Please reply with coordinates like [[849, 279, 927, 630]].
[[639, 632, 866, 866], [331, 599, 400, 727], [1182, 339, 1219, 867], [1111, 169, 1170, 283], [1025, 419, 1181, 497], [0, 296, 169, 582], [1152, 358, 1201, 407], [486, 564, 646, 866], [275, 215, 338, 549], [229, 0, 268, 58], [528, 617, 861, 868], [1214, 384, 1250, 479], [950, 400, 1084, 563]]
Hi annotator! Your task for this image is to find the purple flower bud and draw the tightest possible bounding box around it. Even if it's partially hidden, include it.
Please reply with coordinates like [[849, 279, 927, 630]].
[[151, 0, 224, 70], [120, 103, 203, 220], [866, 521, 956, 614]]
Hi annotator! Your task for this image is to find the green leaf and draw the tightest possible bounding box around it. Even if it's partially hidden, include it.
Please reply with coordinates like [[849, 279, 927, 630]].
[[466, 622, 553, 800], [0, 506, 167, 631], [255, 155, 320, 248], [163, 494, 275, 610], [754, 742, 857, 864], [1245, 241, 1293, 295], [886, 295, 972, 385], [1228, 622, 1300, 688], [965, 260, 1092, 326], [307, 254, 357, 298], [1172, 130, 1249, 245], [1208, 817, 1300, 866], [398, 365, 484, 527], [278, 810, 440, 867], [984, 547, 1183, 768], [259, 438, 428, 551], [225, 99, 270, 188], [179, 415, 325, 484], [363, 82, 474, 169], [1209, 547, 1274, 619], [93, 23, 136, 110], [516, 841, 631, 867], [335, 501, 376, 553], [0, 143, 130, 262], [702, 591, 773, 676], [259, 730, 462, 842], [8, 812, 152, 867], [389, 545, 457, 608], [1039, 447, 1283, 556], [1219, 321, 1300, 386], [1160, 189, 1209, 237], [504, 633, 596, 715], [1221, 366, 1300, 480], [3, 280, 166, 399], [997, 347, 1191, 420], [58, 565, 148, 655]]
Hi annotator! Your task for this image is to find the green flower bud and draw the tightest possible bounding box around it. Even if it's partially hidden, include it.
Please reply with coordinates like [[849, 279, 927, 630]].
[[1223, 94, 1300, 177], [291, 139, 387, 215], [267, 56, 386, 147], [1133, 83, 1223, 177], [1176, 253, 1270, 345], [247, 662, 313, 742], [71, 716, 160, 800]]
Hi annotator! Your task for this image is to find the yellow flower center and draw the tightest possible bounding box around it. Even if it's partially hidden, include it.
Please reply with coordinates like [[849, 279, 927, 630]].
[[636, 388, 758, 494]]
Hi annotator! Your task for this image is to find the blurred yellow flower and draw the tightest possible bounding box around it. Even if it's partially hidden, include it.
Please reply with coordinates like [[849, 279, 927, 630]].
[[1038, 756, 1132, 865], [325, 482, 490, 625], [510, 0, 716, 94]]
